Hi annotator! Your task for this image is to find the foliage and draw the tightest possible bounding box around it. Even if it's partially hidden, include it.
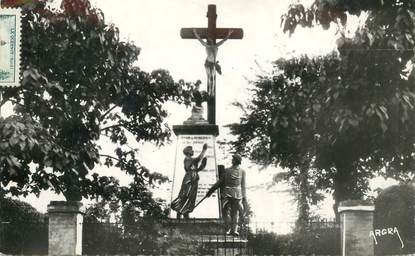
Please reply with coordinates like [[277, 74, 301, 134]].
[[230, 0, 415, 215], [81, 176, 170, 253], [282, 0, 415, 36], [83, 173, 168, 218], [0, 0, 194, 201], [0, 195, 45, 223], [83, 222, 205, 255], [83, 202, 205, 255], [374, 184, 415, 255], [247, 227, 340, 255], [0, 196, 48, 254]]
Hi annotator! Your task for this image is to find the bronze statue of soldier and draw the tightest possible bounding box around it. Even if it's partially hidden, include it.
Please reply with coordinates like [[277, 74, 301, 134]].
[[207, 154, 246, 236]]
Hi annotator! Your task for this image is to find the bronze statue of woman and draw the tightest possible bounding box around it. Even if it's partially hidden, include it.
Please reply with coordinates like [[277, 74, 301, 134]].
[[171, 143, 208, 219]]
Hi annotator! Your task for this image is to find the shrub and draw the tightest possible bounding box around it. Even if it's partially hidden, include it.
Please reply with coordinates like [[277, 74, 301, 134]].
[[82, 218, 207, 255], [374, 184, 415, 255], [0, 197, 48, 254], [247, 227, 340, 255]]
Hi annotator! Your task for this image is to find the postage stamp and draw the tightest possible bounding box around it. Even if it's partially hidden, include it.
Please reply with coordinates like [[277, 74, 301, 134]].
[[0, 7, 21, 87]]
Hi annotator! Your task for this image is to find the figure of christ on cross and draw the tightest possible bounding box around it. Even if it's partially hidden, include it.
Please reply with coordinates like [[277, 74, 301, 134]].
[[193, 28, 233, 99], [181, 5, 243, 125]]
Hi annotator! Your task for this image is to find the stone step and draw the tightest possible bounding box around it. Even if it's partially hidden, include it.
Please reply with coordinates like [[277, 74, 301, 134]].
[[195, 234, 248, 243]]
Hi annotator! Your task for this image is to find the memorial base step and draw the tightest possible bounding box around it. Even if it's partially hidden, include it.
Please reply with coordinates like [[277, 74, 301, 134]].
[[196, 234, 248, 256]]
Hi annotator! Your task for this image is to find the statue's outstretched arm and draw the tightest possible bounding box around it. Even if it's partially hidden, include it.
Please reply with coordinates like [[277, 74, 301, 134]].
[[192, 143, 208, 164], [193, 28, 207, 47], [216, 30, 233, 47]]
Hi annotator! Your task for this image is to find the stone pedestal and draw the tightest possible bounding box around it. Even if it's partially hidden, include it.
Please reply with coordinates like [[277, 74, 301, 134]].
[[163, 219, 248, 256], [199, 235, 248, 256], [339, 200, 374, 256], [170, 124, 221, 219], [47, 201, 84, 256]]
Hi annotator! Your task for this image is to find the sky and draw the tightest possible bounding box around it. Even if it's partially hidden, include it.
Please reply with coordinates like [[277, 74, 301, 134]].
[[2, 0, 399, 226]]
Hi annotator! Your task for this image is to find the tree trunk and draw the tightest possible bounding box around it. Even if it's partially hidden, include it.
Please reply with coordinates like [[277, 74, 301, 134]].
[[63, 171, 82, 201], [332, 163, 362, 221]]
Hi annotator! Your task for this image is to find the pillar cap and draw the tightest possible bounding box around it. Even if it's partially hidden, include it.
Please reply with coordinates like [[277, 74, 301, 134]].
[[47, 200, 84, 214], [338, 200, 374, 213]]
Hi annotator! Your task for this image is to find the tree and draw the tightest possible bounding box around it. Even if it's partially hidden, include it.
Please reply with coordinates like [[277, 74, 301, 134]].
[[0, 0, 193, 201], [230, 0, 415, 216]]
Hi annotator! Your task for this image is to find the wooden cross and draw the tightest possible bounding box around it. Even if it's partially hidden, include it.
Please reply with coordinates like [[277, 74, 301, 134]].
[[181, 5, 243, 125]]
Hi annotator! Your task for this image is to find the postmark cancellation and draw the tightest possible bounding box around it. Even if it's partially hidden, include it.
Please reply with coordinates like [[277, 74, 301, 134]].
[[0, 7, 21, 87]]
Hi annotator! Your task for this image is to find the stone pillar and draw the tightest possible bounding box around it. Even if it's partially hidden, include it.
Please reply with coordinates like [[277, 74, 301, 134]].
[[338, 200, 374, 256], [48, 201, 84, 256]]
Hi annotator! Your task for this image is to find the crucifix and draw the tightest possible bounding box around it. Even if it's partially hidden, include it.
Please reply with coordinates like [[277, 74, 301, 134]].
[[181, 5, 243, 125]]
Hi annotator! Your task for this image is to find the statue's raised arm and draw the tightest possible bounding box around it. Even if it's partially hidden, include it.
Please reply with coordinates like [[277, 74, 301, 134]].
[[216, 30, 233, 47], [193, 143, 208, 163], [193, 28, 208, 47]]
